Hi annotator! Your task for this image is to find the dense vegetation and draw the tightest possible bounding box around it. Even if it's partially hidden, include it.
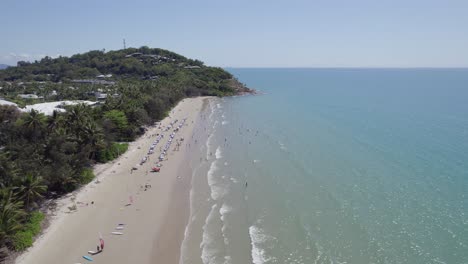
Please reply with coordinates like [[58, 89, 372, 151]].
[[0, 47, 251, 257]]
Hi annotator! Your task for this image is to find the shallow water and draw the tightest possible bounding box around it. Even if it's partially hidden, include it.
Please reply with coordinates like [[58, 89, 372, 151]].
[[180, 68, 468, 264]]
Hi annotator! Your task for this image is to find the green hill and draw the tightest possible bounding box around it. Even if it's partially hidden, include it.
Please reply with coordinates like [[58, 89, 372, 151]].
[[0, 47, 251, 98]]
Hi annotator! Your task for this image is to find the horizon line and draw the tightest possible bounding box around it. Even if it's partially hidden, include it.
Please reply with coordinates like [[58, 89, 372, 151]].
[[2, 61, 468, 70], [222, 66, 468, 69]]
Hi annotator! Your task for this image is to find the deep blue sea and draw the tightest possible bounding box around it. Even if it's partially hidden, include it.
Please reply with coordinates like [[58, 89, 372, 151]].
[[180, 68, 468, 264]]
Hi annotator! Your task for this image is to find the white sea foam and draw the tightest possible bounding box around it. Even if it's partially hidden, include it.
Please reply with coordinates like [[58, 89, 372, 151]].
[[206, 132, 215, 159], [219, 203, 232, 222], [230, 177, 238, 184], [207, 161, 224, 200], [224, 162, 229, 166], [220, 203, 232, 246], [200, 204, 219, 264], [180, 170, 202, 264], [215, 147, 223, 159], [179, 222, 191, 264], [222, 120, 229, 125], [208, 101, 216, 121], [217, 103, 222, 109], [249, 225, 276, 264], [278, 141, 287, 151]]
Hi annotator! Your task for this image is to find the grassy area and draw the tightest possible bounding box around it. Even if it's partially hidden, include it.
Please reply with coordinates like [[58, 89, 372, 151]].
[[12, 212, 45, 251], [79, 168, 95, 184]]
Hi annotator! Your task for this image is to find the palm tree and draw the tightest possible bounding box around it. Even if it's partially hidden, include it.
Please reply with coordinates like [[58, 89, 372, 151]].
[[66, 104, 92, 137], [47, 110, 63, 133], [80, 121, 104, 160], [13, 175, 47, 210], [23, 109, 46, 131], [0, 189, 25, 244], [0, 153, 18, 188], [22, 109, 46, 140]]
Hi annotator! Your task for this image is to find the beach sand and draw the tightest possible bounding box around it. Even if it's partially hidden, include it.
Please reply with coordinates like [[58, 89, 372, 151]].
[[15, 97, 209, 264]]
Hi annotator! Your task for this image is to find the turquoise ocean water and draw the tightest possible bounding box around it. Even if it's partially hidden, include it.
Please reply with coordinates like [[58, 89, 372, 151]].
[[179, 69, 468, 264]]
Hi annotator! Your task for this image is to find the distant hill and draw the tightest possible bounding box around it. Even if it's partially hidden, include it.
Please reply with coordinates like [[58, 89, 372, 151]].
[[0, 47, 252, 95], [0, 64, 9, 69]]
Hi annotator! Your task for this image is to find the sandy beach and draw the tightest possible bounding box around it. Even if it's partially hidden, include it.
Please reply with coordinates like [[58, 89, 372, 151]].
[[15, 97, 210, 264]]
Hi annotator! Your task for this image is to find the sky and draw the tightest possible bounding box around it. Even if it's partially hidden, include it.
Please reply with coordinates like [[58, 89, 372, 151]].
[[1, 0, 468, 67]]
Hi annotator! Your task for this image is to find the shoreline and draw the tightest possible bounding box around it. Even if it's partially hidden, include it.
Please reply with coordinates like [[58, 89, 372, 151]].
[[151, 98, 210, 263], [15, 97, 211, 264]]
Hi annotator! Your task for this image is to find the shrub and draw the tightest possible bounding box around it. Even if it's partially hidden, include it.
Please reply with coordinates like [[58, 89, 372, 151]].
[[79, 168, 95, 184], [103, 110, 128, 130], [97, 142, 128, 163]]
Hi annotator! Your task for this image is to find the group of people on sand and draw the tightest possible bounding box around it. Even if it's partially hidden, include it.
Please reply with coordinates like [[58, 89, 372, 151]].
[[76, 115, 192, 262], [159, 118, 187, 161], [130, 117, 188, 181], [77, 201, 94, 207], [88, 237, 104, 257], [92, 238, 105, 255], [141, 183, 152, 191]]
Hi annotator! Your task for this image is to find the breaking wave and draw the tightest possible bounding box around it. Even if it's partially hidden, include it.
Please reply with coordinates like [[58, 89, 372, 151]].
[[215, 146, 223, 159], [200, 204, 219, 264], [249, 225, 277, 264]]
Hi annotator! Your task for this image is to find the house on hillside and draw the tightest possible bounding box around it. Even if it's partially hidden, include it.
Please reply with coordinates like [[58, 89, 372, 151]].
[[18, 94, 43, 99], [0, 98, 18, 107], [125, 53, 143, 58], [95, 92, 107, 101], [71, 79, 116, 85], [184, 66, 201, 69], [96, 74, 112, 78], [49, 90, 58, 97]]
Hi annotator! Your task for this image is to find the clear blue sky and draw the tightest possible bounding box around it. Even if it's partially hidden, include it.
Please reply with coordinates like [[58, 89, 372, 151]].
[[1, 0, 468, 67]]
